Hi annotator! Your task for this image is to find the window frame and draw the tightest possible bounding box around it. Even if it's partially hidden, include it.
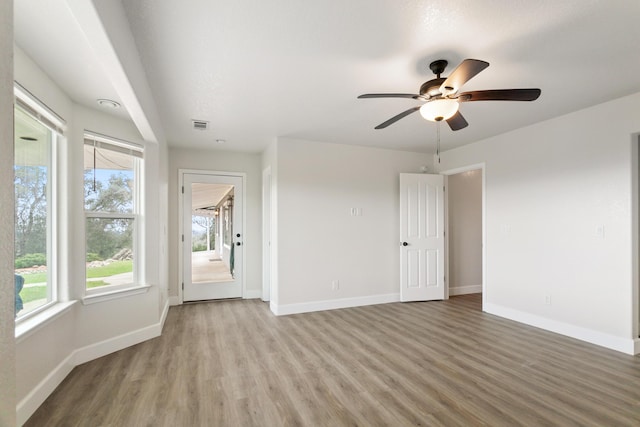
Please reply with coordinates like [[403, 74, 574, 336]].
[[83, 131, 145, 297], [13, 83, 65, 323]]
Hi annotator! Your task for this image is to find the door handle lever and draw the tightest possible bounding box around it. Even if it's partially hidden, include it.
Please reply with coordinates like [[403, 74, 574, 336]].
[[402, 242, 408, 246]]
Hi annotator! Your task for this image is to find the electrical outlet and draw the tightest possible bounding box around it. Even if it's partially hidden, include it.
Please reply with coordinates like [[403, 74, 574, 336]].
[[544, 295, 551, 306], [331, 280, 340, 290]]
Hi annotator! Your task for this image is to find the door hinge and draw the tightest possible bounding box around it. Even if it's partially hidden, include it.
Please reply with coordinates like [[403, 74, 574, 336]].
[[182, 282, 184, 290], [443, 186, 446, 192], [182, 234, 184, 242], [182, 186, 184, 194]]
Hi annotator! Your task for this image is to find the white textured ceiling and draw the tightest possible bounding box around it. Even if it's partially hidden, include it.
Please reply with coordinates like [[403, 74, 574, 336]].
[[14, 0, 640, 154]]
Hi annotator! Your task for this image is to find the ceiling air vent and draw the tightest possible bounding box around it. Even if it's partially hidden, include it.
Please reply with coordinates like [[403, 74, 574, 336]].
[[192, 119, 209, 130]]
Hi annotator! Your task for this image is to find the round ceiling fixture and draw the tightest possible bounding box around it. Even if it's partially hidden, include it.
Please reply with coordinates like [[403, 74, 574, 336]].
[[97, 99, 121, 109], [419, 99, 460, 122]]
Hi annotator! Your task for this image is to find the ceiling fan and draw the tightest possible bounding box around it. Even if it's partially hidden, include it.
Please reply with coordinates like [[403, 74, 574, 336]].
[[358, 59, 541, 131]]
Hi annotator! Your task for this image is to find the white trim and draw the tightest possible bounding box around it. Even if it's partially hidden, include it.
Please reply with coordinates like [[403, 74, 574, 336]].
[[15, 301, 77, 343], [168, 295, 181, 306], [243, 289, 262, 299], [16, 352, 76, 426], [439, 163, 486, 308], [449, 285, 482, 296], [85, 211, 136, 219], [84, 130, 144, 153], [178, 169, 247, 303], [634, 338, 640, 355], [159, 298, 170, 330], [272, 293, 400, 316], [17, 299, 171, 425], [82, 284, 151, 305], [262, 166, 272, 302], [14, 81, 66, 134], [74, 304, 164, 365], [485, 302, 637, 355], [631, 134, 640, 342]]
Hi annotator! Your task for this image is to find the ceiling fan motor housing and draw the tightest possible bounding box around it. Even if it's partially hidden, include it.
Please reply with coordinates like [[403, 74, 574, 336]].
[[420, 78, 446, 98]]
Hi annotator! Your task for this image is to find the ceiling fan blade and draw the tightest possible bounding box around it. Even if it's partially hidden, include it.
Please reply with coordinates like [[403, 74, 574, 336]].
[[358, 93, 424, 100], [458, 88, 541, 102], [446, 111, 468, 131], [374, 106, 421, 129], [439, 59, 490, 94]]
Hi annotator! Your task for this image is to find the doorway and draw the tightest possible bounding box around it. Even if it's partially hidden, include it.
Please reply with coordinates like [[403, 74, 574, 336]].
[[442, 164, 485, 308], [180, 171, 245, 302], [633, 135, 640, 341], [262, 166, 272, 302]]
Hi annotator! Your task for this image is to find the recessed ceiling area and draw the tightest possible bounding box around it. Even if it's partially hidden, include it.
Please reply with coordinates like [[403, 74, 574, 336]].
[[14, 0, 640, 154]]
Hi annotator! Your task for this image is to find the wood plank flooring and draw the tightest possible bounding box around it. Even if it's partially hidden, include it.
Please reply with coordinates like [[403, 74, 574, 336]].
[[25, 294, 640, 426]]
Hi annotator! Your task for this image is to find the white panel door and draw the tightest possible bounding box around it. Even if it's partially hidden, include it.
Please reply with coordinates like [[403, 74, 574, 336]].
[[400, 173, 445, 302], [183, 173, 243, 301]]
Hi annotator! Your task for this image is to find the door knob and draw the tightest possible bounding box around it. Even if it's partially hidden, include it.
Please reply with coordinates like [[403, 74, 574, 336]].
[[402, 242, 408, 246], [236, 242, 242, 246], [236, 233, 241, 238]]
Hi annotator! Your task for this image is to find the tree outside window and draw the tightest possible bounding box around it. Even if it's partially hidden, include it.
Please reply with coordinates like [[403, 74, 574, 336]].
[[14, 105, 55, 317], [83, 134, 143, 291]]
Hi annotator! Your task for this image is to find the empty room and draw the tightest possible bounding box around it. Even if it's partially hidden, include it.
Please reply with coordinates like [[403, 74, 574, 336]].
[[2, 0, 640, 425]]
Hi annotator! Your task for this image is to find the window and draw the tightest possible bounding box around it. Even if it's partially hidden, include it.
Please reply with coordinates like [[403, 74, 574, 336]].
[[83, 132, 143, 292], [14, 87, 63, 319]]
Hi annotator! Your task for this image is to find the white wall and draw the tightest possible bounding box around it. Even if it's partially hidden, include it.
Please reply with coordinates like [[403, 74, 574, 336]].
[[262, 142, 278, 307], [271, 138, 432, 313], [14, 45, 168, 423], [0, 1, 16, 425], [447, 169, 482, 295], [167, 148, 263, 299], [436, 92, 640, 354]]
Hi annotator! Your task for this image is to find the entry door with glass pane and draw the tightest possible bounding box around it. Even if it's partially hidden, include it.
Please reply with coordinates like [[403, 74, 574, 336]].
[[183, 173, 243, 301]]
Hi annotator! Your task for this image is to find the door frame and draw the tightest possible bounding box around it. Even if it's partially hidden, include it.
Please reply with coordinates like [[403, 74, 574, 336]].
[[440, 163, 486, 308], [178, 169, 247, 304], [631, 134, 640, 348], [262, 166, 271, 302]]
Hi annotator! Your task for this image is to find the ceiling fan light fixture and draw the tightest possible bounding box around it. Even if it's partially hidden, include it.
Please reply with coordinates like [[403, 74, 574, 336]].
[[419, 99, 459, 122]]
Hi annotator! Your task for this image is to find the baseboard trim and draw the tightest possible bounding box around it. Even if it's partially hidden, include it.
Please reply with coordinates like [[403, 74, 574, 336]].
[[243, 289, 262, 299], [485, 302, 637, 355], [16, 353, 75, 426], [17, 301, 170, 425], [168, 295, 181, 306], [449, 285, 482, 296], [272, 293, 400, 316], [160, 299, 170, 328], [74, 315, 164, 366]]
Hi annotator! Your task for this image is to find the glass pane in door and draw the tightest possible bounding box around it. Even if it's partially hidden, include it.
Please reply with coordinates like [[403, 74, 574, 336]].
[[190, 182, 234, 283]]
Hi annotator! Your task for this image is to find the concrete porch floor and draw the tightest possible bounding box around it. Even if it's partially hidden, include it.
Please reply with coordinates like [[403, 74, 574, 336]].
[[191, 250, 233, 283]]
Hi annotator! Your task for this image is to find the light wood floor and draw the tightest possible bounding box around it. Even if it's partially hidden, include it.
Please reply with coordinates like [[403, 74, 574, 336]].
[[26, 294, 640, 426]]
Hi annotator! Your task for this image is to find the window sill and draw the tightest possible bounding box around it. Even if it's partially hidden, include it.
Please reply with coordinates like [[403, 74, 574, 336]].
[[16, 301, 78, 343], [82, 284, 151, 305]]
